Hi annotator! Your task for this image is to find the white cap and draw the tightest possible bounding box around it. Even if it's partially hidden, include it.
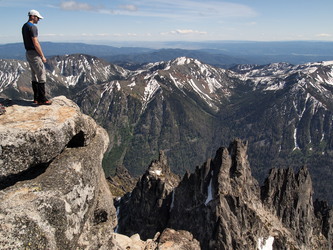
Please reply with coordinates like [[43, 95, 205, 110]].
[[28, 9, 44, 19]]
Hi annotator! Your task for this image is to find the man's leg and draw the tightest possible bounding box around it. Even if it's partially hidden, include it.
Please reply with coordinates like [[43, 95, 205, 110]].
[[36, 82, 47, 103], [32, 81, 39, 103], [26, 52, 39, 103], [27, 51, 51, 104]]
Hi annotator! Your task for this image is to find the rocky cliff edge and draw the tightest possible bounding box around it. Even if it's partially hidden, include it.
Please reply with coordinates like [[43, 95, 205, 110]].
[[0, 96, 117, 249]]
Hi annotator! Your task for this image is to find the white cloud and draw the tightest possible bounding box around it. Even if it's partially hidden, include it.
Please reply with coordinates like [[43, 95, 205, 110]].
[[161, 29, 208, 36], [174, 29, 207, 35], [99, 9, 114, 14], [79, 33, 113, 37], [127, 33, 138, 37], [59, 1, 114, 14], [60, 1, 95, 11], [118, 4, 138, 12], [316, 33, 332, 38], [42, 33, 65, 37], [58, 1, 137, 14]]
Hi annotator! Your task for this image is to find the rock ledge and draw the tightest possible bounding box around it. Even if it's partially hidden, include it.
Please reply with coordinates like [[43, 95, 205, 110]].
[[0, 96, 117, 249]]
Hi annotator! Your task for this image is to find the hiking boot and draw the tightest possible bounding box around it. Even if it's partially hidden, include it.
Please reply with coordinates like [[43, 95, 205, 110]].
[[0, 103, 6, 115], [37, 100, 52, 105]]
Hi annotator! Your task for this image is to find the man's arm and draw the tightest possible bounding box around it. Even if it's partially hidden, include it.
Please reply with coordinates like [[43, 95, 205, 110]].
[[32, 37, 47, 63]]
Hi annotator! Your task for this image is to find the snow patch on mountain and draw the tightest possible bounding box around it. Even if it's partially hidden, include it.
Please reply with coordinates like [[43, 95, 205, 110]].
[[127, 81, 136, 90], [140, 78, 161, 112], [257, 236, 274, 250], [102, 81, 120, 95], [293, 93, 311, 150], [143, 79, 160, 102], [149, 169, 162, 176], [205, 171, 213, 206], [174, 57, 191, 65], [188, 79, 214, 106], [65, 75, 81, 86], [0, 60, 28, 90], [161, 57, 231, 110], [170, 190, 175, 211], [196, 62, 226, 94], [47, 55, 127, 88], [237, 61, 333, 92]]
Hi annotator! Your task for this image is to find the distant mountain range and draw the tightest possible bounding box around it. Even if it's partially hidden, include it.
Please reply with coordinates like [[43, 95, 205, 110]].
[[1, 54, 333, 206], [1, 41, 333, 69]]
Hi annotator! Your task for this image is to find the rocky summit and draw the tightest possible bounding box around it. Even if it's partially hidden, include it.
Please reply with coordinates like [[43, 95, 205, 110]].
[[0, 96, 117, 248]]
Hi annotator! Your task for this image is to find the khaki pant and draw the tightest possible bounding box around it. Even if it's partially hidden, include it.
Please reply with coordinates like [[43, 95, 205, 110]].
[[26, 50, 46, 83]]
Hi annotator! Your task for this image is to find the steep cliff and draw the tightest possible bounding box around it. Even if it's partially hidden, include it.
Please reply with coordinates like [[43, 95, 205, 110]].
[[0, 96, 117, 249]]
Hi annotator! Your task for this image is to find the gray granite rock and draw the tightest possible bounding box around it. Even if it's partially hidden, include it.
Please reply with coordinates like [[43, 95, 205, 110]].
[[0, 96, 97, 180], [0, 96, 117, 249]]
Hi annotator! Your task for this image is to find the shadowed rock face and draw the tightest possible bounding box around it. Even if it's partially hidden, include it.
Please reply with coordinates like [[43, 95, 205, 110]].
[[0, 96, 117, 249], [116, 151, 181, 239], [168, 139, 263, 249], [117, 139, 332, 250], [261, 168, 315, 245]]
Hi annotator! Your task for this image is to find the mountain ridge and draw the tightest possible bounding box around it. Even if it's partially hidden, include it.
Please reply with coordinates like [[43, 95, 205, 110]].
[[1, 54, 333, 205]]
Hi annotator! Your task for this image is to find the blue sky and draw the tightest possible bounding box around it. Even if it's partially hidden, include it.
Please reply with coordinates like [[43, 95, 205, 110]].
[[1, 0, 333, 46]]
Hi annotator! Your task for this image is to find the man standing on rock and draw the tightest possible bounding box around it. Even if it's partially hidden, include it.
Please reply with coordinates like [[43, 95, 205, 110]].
[[22, 9, 52, 105]]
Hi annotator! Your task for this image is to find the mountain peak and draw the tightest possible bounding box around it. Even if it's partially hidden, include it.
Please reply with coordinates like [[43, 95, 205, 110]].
[[147, 151, 169, 177], [171, 56, 198, 66]]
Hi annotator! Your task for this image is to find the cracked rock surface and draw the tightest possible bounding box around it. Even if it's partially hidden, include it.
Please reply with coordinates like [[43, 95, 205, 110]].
[[0, 96, 117, 249]]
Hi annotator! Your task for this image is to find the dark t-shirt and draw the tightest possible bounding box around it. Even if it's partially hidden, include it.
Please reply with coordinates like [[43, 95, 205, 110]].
[[22, 22, 38, 51]]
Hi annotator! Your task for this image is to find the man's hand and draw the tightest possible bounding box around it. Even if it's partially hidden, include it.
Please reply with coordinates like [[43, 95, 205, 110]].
[[41, 56, 47, 63]]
